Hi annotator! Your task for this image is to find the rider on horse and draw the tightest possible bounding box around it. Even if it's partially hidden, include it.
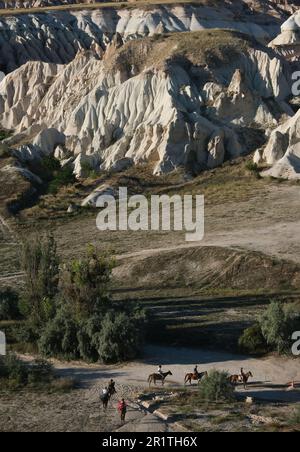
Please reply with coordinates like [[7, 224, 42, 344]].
[[158, 365, 164, 376], [193, 365, 199, 378], [108, 379, 116, 396]]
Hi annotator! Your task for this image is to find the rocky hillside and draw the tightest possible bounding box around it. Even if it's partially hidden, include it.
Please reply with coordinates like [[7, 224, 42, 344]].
[[0, 30, 293, 183], [0, 1, 299, 214], [0, 1, 291, 73], [253, 10, 300, 179]]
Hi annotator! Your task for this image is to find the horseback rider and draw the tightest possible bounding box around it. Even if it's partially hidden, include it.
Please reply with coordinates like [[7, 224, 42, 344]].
[[100, 387, 109, 403], [158, 365, 164, 376], [108, 379, 116, 396], [193, 365, 199, 378]]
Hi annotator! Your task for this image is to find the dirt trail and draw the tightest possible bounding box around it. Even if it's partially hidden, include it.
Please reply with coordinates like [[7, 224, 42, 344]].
[[30, 345, 300, 405]]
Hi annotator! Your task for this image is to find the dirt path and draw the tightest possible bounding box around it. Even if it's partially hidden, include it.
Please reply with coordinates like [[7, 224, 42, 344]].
[[1, 347, 295, 432], [30, 345, 300, 405]]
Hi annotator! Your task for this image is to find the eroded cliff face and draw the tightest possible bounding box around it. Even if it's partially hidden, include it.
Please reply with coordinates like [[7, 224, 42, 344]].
[[0, 2, 288, 73], [269, 9, 300, 60], [0, 30, 292, 182], [253, 10, 300, 179]]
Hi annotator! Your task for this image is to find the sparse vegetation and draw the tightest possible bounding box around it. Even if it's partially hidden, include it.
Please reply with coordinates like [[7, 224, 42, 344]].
[[48, 166, 76, 194], [238, 324, 268, 355], [239, 300, 300, 355], [15, 235, 146, 363], [199, 370, 234, 402], [0, 354, 53, 389]]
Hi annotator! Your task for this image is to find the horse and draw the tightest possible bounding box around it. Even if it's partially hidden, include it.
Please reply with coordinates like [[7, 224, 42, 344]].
[[148, 371, 173, 387], [184, 371, 208, 385], [230, 371, 253, 389], [100, 392, 110, 410]]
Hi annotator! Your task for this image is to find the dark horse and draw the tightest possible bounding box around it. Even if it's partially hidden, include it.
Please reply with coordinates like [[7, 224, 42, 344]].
[[100, 385, 116, 410]]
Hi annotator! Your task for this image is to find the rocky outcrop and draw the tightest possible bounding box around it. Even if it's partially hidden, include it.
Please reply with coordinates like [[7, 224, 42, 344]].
[[269, 10, 300, 60], [0, 2, 288, 73], [0, 30, 292, 177], [256, 108, 300, 179]]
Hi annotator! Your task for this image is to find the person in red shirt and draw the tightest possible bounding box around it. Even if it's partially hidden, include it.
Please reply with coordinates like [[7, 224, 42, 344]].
[[118, 398, 127, 423]]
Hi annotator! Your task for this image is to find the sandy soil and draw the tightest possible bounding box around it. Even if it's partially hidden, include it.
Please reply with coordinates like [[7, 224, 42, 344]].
[[51, 345, 300, 403], [1, 347, 299, 432]]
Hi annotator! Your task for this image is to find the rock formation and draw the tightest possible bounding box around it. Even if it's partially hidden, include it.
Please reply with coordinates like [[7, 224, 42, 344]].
[[0, 30, 292, 179], [0, 2, 289, 73], [269, 9, 300, 60]]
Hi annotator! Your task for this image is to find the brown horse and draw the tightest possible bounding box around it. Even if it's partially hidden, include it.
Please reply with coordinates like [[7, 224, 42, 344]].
[[230, 371, 253, 389], [148, 371, 172, 387], [184, 371, 208, 385]]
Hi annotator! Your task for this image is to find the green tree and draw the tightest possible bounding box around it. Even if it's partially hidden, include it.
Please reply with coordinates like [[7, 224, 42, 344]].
[[60, 246, 114, 320], [259, 300, 294, 353], [20, 233, 59, 326]]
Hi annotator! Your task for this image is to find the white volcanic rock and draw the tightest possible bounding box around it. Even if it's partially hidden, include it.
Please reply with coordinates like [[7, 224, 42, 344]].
[[0, 32, 293, 177], [269, 10, 300, 60], [257, 108, 300, 179], [0, 3, 287, 73]]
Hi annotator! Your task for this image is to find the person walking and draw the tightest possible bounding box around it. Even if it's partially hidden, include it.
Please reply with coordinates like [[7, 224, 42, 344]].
[[118, 398, 127, 423]]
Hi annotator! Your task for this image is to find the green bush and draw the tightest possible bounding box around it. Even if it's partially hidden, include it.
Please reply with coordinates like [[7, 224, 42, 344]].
[[245, 161, 261, 179], [48, 166, 76, 194], [259, 300, 296, 353], [0, 289, 20, 320], [27, 359, 53, 384], [38, 310, 79, 360], [0, 354, 53, 388], [238, 324, 268, 355], [199, 370, 234, 402], [0, 354, 28, 385], [77, 315, 102, 362], [97, 310, 145, 363]]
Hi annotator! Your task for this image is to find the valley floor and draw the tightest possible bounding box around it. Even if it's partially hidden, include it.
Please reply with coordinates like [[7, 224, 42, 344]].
[[1, 345, 299, 432]]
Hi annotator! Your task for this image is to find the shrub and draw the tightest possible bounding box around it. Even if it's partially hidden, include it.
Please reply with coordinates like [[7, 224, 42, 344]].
[[245, 161, 261, 178], [77, 315, 102, 362], [199, 370, 234, 402], [238, 324, 268, 355], [50, 377, 76, 392], [0, 354, 54, 388], [27, 359, 54, 384], [38, 309, 79, 360], [0, 354, 28, 385], [289, 406, 300, 426], [48, 166, 76, 194], [259, 301, 294, 353], [97, 310, 145, 363], [0, 289, 20, 320]]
